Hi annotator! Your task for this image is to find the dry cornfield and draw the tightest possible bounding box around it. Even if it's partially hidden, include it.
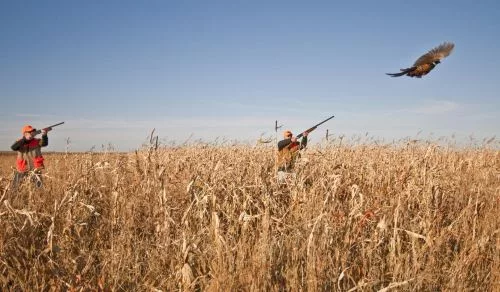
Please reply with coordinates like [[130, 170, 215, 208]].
[[0, 139, 499, 291]]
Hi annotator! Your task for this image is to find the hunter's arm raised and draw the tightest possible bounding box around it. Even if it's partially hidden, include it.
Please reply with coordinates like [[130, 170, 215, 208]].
[[300, 136, 308, 150], [11, 138, 27, 151], [278, 139, 292, 151], [40, 133, 48, 147]]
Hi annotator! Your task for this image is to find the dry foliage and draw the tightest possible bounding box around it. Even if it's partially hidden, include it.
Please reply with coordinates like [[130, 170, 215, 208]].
[[0, 139, 498, 291]]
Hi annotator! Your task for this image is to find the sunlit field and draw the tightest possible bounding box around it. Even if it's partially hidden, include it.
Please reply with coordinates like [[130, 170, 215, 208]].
[[0, 138, 498, 291]]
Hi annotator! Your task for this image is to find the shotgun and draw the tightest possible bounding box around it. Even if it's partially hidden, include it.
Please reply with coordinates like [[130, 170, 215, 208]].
[[34, 122, 65, 135], [296, 116, 334, 138]]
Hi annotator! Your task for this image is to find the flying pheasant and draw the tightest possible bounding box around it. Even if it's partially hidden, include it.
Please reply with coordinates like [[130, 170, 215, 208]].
[[387, 42, 455, 78]]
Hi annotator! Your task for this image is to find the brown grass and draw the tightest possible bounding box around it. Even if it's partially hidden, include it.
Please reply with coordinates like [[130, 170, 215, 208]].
[[0, 140, 498, 291]]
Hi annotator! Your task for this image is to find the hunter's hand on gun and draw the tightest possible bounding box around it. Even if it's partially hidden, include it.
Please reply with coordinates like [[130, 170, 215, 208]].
[[33, 122, 64, 136], [295, 115, 334, 139], [42, 128, 51, 135]]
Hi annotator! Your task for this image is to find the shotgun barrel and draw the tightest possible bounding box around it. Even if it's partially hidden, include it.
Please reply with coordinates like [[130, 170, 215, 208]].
[[296, 116, 334, 138], [34, 122, 65, 135]]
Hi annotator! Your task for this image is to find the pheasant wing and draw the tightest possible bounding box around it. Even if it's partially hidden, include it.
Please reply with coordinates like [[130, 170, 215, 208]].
[[413, 42, 454, 66]]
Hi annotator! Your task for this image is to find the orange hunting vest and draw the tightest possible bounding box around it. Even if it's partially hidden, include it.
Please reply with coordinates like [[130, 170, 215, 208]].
[[15, 138, 45, 172]]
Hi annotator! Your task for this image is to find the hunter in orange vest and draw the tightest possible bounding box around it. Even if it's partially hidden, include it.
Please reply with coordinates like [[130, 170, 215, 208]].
[[11, 125, 49, 186]]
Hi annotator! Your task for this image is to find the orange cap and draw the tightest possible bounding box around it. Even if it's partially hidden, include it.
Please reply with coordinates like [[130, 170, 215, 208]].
[[283, 130, 292, 138], [22, 125, 35, 134]]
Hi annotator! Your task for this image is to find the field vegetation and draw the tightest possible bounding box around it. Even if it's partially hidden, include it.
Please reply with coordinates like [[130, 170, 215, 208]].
[[0, 138, 498, 291]]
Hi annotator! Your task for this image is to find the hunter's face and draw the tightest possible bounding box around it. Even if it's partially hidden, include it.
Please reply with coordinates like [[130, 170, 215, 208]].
[[24, 131, 35, 140]]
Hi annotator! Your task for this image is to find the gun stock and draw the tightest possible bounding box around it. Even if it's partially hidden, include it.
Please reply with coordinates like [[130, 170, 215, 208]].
[[34, 122, 65, 135], [296, 115, 334, 139]]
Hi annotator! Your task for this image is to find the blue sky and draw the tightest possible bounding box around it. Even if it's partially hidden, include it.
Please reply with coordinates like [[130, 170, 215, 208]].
[[1, 1, 499, 151]]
